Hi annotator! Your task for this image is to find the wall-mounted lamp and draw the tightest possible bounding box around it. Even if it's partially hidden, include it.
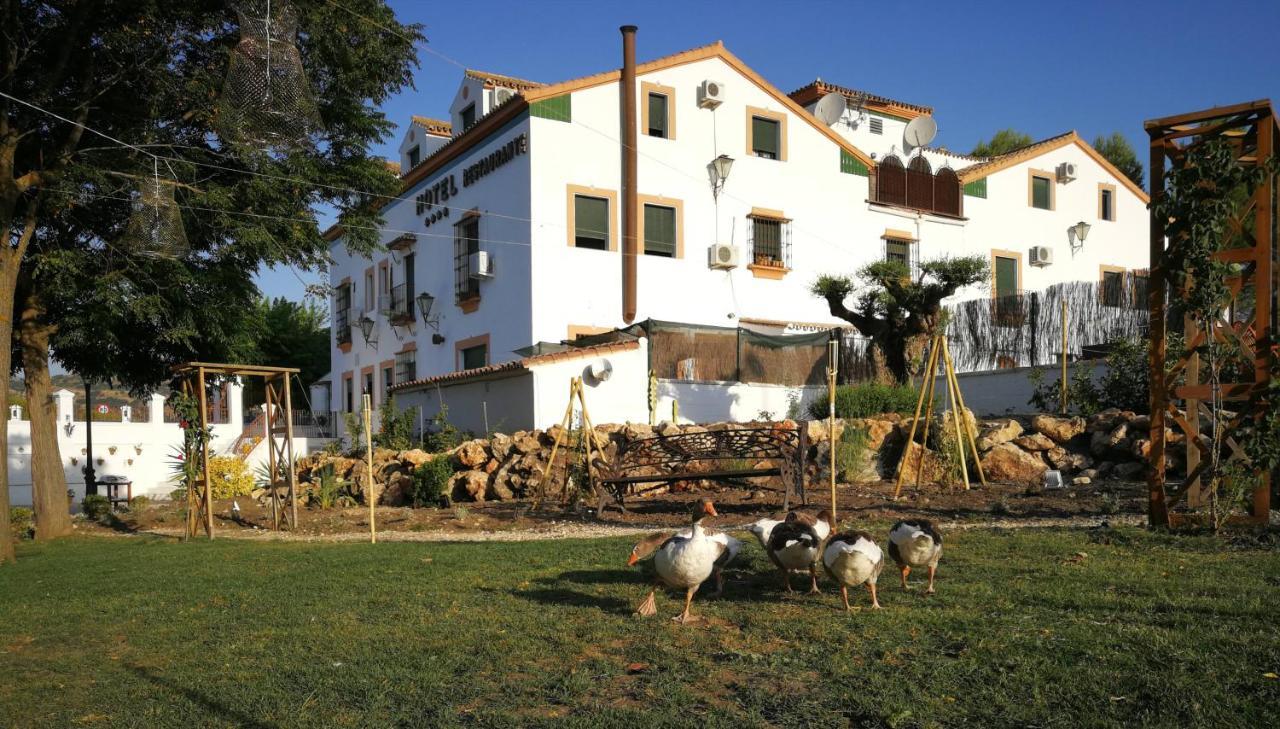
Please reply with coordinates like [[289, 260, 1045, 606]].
[[357, 314, 377, 347], [1069, 220, 1091, 253], [416, 291, 446, 344], [63, 421, 75, 437], [709, 154, 734, 200]]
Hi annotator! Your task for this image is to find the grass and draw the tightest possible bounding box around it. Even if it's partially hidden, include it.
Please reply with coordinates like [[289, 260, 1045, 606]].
[[1, 527, 1278, 728]]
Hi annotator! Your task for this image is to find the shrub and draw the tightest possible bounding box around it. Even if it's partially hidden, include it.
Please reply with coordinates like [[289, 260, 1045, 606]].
[[81, 494, 112, 522], [206, 456, 255, 499], [128, 496, 151, 511], [374, 396, 417, 451], [310, 464, 355, 509], [169, 487, 189, 502], [9, 507, 34, 539], [411, 457, 455, 508], [422, 405, 464, 453], [835, 426, 870, 481], [810, 383, 918, 419]]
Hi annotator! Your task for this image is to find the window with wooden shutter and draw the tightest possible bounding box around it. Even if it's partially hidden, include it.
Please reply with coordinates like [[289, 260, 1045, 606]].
[[1029, 172, 1053, 210], [461, 343, 488, 370], [643, 204, 676, 257], [752, 116, 779, 159], [647, 93, 668, 138], [993, 253, 1023, 326], [1101, 268, 1125, 308], [573, 195, 609, 250]]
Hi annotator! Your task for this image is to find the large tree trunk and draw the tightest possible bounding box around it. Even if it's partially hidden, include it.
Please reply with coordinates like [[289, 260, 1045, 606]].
[[0, 249, 15, 564], [19, 292, 71, 540]]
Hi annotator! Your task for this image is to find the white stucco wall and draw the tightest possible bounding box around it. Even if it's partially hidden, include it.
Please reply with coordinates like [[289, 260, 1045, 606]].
[[657, 380, 825, 424]]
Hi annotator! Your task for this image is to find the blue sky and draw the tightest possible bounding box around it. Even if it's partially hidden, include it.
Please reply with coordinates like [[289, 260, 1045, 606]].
[[254, 0, 1280, 303]]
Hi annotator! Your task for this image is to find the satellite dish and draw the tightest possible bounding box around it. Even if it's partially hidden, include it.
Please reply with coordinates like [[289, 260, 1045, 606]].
[[904, 115, 938, 148], [589, 358, 613, 383], [813, 92, 845, 127]]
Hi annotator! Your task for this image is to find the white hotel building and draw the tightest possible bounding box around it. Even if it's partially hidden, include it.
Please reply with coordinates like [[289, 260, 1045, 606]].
[[315, 35, 1150, 435]]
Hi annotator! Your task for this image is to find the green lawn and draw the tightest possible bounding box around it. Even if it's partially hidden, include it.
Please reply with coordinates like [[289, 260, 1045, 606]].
[[1, 528, 1278, 728]]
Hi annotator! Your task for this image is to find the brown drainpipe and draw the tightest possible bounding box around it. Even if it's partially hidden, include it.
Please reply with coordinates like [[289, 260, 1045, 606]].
[[620, 25, 638, 324]]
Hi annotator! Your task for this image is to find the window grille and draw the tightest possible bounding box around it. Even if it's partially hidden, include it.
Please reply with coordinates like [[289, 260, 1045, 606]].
[[394, 350, 416, 383], [334, 284, 352, 344], [454, 215, 480, 302], [748, 215, 792, 268], [884, 238, 918, 279]]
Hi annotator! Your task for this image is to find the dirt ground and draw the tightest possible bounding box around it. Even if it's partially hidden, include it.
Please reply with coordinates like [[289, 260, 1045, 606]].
[[83, 478, 1147, 542]]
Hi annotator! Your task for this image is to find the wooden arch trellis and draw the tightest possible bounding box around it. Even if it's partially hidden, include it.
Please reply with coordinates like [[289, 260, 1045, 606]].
[[174, 362, 301, 539], [1146, 100, 1277, 527]]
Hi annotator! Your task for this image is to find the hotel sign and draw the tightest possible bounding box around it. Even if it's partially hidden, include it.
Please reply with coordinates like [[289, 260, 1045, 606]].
[[417, 133, 528, 229]]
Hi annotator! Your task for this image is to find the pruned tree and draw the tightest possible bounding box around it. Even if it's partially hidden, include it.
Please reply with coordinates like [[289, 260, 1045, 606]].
[[1092, 132, 1145, 188], [1, 0, 422, 559], [812, 256, 990, 384], [969, 129, 1033, 158]]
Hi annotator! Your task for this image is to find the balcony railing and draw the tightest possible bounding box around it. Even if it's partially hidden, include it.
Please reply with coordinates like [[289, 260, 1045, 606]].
[[388, 282, 414, 324], [334, 307, 352, 344], [870, 153, 963, 218]]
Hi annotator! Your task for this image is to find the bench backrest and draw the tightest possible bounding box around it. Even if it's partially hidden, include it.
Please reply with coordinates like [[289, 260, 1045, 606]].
[[612, 426, 801, 473]]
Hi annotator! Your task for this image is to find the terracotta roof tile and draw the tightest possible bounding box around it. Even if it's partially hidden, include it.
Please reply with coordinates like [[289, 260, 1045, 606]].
[[956, 131, 1077, 180], [464, 68, 545, 91], [391, 340, 639, 392], [788, 80, 932, 117], [410, 116, 452, 136]]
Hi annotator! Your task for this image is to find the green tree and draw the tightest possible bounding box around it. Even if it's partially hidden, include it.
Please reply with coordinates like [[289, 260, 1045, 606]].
[[240, 296, 330, 405], [812, 256, 989, 384], [970, 129, 1034, 157], [1092, 132, 1145, 188], [0, 0, 422, 559]]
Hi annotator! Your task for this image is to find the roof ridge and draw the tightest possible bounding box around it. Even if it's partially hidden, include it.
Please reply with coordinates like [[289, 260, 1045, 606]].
[[465, 68, 545, 90], [787, 79, 933, 116], [391, 340, 639, 392]]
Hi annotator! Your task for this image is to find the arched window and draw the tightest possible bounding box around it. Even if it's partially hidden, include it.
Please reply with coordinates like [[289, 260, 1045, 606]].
[[876, 154, 906, 207], [906, 154, 934, 211], [933, 166, 961, 216]]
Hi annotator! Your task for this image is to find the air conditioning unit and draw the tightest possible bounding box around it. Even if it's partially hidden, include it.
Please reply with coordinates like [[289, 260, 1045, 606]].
[[707, 243, 739, 270], [1056, 162, 1077, 183], [493, 87, 515, 106], [1029, 245, 1054, 267], [469, 251, 494, 279], [697, 79, 725, 109]]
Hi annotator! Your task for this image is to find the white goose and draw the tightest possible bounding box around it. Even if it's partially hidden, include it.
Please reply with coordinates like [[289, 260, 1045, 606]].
[[628, 527, 741, 597], [822, 531, 884, 611], [888, 519, 944, 594], [634, 499, 727, 623], [758, 510, 835, 594]]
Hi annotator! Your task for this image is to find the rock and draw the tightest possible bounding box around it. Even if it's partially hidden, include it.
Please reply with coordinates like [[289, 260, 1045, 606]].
[[855, 418, 899, 452], [489, 434, 513, 461], [896, 441, 947, 484], [1113, 462, 1145, 480], [656, 421, 681, 437], [512, 435, 541, 455], [382, 472, 412, 506], [452, 470, 490, 502], [1046, 447, 1092, 474], [1030, 414, 1086, 444], [488, 477, 514, 501], [1013, 433, 1055, 452], [400, 449, 431, 469], [1131, 439, 1152, 459], [623, 423, 654, 440], [455, 440, 490, 469], [748, 490, 767, 501], [1088, 409, 1127, 432], [483, 459, 500, 475], [1079, 468, 1099, 480], [977, 419, 1023, 452], [1096, 461, 1115, 477], [805, 419, 828, 443], [980, 442, 1048, 484], [1072, 476, 1092, 486], [1091, 423, 1131, 458], [1129, 414, 1151, 431]]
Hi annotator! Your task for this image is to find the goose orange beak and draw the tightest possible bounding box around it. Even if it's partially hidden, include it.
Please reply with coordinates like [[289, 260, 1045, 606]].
[[627, 553, 639, 566], [703, 501, 718, 517]]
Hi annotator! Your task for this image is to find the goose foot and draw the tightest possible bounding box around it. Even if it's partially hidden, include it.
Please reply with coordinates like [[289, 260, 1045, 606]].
[[634, 590, 657, 618], [868, 582, 882, 610]]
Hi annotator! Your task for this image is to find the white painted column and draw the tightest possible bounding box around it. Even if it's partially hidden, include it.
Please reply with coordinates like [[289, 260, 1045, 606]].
[[54, 389, 75, 429], [149, 393, 166, 424], [9, 404, 21, 421], [226, 377, 245, 437]]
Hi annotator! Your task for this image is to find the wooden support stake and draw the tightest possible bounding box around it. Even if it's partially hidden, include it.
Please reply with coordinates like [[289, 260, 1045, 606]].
[[827, 338, 838, 521], [196, 367, 213, 539], [282, 374, 299, 529], [916, 336, 942, 490], [942, 340, 971, 491], [364, 393, 375, 544], [1061, 299, 1069, 415], [942, 337, 986, 487], [894, 338, 941, 500], [265, 381, 279, 531]]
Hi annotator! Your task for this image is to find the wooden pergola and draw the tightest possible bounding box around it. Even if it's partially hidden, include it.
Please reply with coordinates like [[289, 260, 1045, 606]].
[[1146, 100, 1277, 527], [174, 362, 301, 539]]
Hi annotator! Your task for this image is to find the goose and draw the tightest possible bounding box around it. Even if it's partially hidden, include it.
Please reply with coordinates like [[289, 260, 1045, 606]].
[[632, 499, 727, 623], [628, 527, 742, 597], [761, 509, 835, 594], [822, 531, 884, 611], [888, 519, 944, 594]]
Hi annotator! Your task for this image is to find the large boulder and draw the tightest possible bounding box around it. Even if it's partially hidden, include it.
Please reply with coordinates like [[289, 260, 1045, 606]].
[[454, 440, 490, 469], [1030, 414, 1086, 444], [1013, 433, 1055, 452], [896, 441, 948, 484], [489, 433, 513, 462], [980, 442, 1048, 484], [1113, 461, 1146, 480], [400, 449, 431, 469], [452, 470, 491, 502], [1046, 447, 1092, 474], [382, 472, 412, 506], [976, 419, 1023, 452], [512, 434, 541, 455]]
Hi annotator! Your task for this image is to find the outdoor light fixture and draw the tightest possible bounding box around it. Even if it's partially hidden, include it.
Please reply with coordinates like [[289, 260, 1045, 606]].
[[64, 421, 75, 437], [1069, 220, 1091, 253], [416, 291, 441, 332], [357, 313, 377, 347], [709, 154, 734, 199]]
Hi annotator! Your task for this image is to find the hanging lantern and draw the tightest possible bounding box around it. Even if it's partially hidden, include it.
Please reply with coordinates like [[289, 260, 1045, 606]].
[[217, 0, 321, 149], [119, 173, 189, 260]]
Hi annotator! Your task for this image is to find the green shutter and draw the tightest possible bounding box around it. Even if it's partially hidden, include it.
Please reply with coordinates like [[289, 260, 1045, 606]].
[[530, 95, 571, 122], [574, 195, 608, 247], [963, 177, 987, 198], [995, 256, 1017, 297], [752, 116, 779, 157], [643, 204, 676, 256], [647, 93, 668, 137], [1032, 176, 1051, 209], [840, 149, 869, 176]]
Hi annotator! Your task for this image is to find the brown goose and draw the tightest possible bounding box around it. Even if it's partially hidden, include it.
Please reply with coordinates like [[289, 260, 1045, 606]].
[[887, 519, 944, 594]]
